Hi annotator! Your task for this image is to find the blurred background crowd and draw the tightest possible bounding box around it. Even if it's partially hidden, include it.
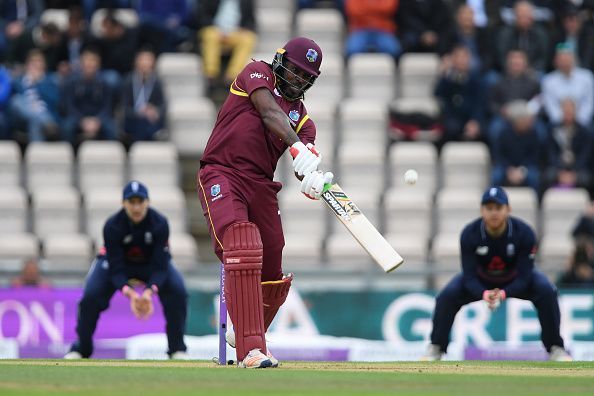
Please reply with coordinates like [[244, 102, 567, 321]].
[[1, 0, 594, 291]]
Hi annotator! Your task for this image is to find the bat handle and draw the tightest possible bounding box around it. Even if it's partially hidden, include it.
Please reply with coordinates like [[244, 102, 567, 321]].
[[323, 182, 333, 193]]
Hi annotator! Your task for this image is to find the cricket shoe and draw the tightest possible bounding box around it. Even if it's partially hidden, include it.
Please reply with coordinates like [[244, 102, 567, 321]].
[[170, 351, 191, 360], [549, 346, 573, 362], [419, 344, 444, 361], [267, 350, 279, 368], [238, 348, 273, 369], [63, 351, 83, 359]]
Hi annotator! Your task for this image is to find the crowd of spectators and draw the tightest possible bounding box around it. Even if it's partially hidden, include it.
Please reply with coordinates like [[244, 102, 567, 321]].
[[1, 1, 594, 193]]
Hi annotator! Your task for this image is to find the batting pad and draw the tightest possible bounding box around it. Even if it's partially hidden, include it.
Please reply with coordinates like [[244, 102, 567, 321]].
[[223, 222, 266, 361], [262, 274, 293, 331]]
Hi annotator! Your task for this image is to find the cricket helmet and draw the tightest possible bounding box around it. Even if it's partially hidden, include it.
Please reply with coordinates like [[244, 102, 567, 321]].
[[272, 37, 322, 101]]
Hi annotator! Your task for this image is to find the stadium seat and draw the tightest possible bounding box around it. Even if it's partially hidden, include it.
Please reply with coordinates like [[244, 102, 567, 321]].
[[325, 231, 375, 271], [42, 233, 93, 273], [385, 232, 428, 265], [83, 188, 121, 241], [282, 233, 325, 271], [279, 176, 328, 238], [168, 98, 216, 156], [295, 9, 345, 55], [398, 53, 440, 98], [156, 52, 203, 100], [0, 233, 39, 272], [0, 138, 22, 186], [25, 142, 74, 192], [338, 98, 389, 147], [78, 141, 126, 194], [440, 142, 490, 190], [336, 143, 386, 194], [383, 187, 432, 240], [169, 233, 200, 272], [537, 234, 574, 281], [0, 187, 29, 234], [306, 53, 345, 103], [347, 53, 396, 101], [388, 141, 437, 192], [431, 232, 461, 290], [150, 187, 188, 233], [255, 8, 291, 54], [129, 142, 179, 189], [504, 187, 539, 232], [259, 0, 294, 10], [299, 98, 337, 161], [541, 188, 590, 238], [32, 186, 80, 239], [436, 188, 482, 234]]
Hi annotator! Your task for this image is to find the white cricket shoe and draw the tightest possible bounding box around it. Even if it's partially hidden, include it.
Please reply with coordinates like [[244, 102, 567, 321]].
[[239, 348, 273, 369], [64, 351, 83, 359], [549, 346, 573, 361], [267, 350, 279, 368], [420, 344, 443, 361], [170, 351, 191, 360]]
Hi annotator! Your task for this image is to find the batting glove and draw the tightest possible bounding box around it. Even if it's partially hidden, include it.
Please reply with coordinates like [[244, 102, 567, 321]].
[[290, 141, 322, 176], [301, 170, 333, 200]]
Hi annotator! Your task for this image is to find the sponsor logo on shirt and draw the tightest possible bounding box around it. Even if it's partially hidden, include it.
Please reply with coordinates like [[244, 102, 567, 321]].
[[476, 246, 489, 255], [250, 72, 269, 80], [123, 234, 133, 244], [506, 243, 515, 256], [145, 232, 153, 244], [289, 110, 300, 122]]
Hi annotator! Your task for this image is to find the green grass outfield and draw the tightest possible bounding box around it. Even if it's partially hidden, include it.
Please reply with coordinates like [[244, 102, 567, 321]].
[[1, 360, 594, 396]]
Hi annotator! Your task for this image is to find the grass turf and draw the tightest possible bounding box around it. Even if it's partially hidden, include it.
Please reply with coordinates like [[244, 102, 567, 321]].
[[0, 360, 593, 396]]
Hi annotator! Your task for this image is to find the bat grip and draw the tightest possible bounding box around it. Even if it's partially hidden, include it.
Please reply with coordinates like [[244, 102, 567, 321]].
[[323, 182, 333, 193]]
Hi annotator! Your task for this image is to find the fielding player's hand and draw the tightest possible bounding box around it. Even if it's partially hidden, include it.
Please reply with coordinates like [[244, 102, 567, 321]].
[[136, 289, 155, 320], [290, 141, 322, 176], [301, 170, 333, 200], [483, 288, 505, 311]]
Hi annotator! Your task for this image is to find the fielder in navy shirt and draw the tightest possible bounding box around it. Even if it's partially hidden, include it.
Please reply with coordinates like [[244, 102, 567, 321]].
[[66, 181, 188, 359], [422, 186, 572, 361]]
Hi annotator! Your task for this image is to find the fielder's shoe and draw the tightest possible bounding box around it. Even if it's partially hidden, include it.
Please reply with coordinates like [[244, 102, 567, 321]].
[[63, 351, 83, 359], [267, 350, 279, 368], [549, 346, 573, 362], [239, 348, 273, 369], [420, 344, 444, 361], [170, 351, 191, 360]]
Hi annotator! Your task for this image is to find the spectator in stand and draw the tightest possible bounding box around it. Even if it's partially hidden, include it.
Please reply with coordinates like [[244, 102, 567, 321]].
[[0, 65, 11, 140], [442, 4, 494, 75], [542, 43, 594, 131], [495, 1, 549, 75], [10, 258, 51, 288], [198, 0, 257, 97], [7, 21, 65, 72], [491, 100, 541, 192], [0, 0, 43, 61], [56, 6, 92, 78], [499, 0, 559, 26], [573, 202, 594, 242], [80, 0, 133, 21], [486, 49, 542, 152], [121, 47, 166, 144], [9, 49, 61, 142], [136, 0, 192, 54], [62, 47, 116, 146], [434, 45, 485, 146], [397, 0, 452, 54], [89, 10, 138, 98], [449, 0, 503, 29], [544, 99, 592, 193], [344, 0, 401, 60], [556, 241, 594, 289], [551, 5, 594, 70]]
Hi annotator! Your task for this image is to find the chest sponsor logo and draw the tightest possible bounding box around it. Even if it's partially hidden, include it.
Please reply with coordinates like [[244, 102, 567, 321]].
[[145, 232, 153, 244], [289, 110, 300, 122], [123, 234, 133, 244], [250, 72, 269, 80], [476, 246, 489, 255], [507, 243, 515, 256]]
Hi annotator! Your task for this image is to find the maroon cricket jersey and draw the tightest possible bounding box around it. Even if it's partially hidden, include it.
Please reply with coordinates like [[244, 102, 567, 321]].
[[200, 61, 317, 181]]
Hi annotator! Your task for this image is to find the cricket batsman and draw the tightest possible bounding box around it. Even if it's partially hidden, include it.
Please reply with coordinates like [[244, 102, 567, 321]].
[[197, 37, 333, 368]]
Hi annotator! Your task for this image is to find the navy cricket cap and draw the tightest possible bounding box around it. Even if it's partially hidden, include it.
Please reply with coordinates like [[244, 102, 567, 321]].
[[481, 187, 509, 206], [123, 181, 149, 200]]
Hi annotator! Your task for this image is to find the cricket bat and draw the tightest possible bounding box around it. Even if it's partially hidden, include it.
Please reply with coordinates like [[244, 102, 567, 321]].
[[321, 183, 404, 272]]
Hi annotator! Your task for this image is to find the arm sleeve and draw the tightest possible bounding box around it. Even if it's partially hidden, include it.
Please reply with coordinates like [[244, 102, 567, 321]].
[[502, 228, 537, 297], [147, 220, 171, 290], [460, 229, 486, 299], [104, 224, 129, 290]]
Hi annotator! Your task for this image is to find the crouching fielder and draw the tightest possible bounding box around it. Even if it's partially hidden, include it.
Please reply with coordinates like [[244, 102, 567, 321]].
[[197, 37, 331, 368]]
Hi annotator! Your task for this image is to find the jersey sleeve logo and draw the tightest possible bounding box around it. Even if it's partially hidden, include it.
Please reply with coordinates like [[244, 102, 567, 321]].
[[289, 110, 300, 121]]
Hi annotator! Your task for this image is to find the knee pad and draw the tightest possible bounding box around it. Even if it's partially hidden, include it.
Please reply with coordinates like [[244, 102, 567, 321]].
[[262, 273, 293, 331], [222, 222, 266, 360]]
